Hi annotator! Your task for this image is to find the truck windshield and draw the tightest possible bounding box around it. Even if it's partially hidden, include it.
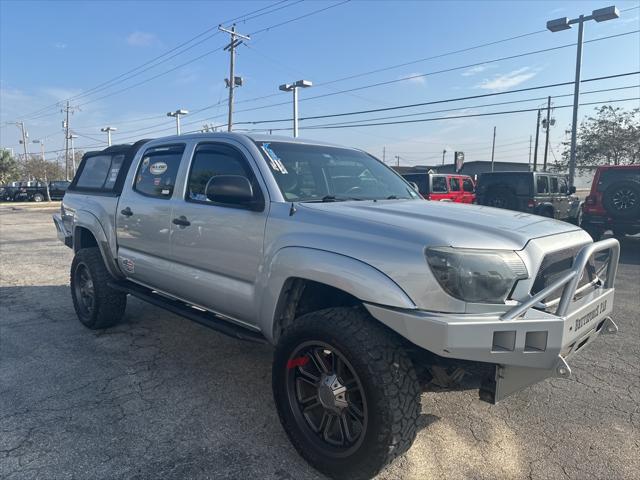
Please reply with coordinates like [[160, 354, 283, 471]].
[[256, 141, 419, 202]]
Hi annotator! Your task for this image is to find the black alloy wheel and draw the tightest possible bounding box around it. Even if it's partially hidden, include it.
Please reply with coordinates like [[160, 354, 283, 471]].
[[73, 263, 95, 318], [286, 341, 367, 457]]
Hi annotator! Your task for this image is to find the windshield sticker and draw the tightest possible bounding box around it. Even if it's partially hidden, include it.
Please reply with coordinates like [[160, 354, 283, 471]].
[[150, 162, 168, 175], [261, 143, 288, 174], [161, 188, 171, 195], [141, 158, 150, 171]]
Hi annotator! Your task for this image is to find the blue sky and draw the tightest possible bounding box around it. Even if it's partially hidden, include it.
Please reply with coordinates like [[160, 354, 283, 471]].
[[1, 0, 639, 167]]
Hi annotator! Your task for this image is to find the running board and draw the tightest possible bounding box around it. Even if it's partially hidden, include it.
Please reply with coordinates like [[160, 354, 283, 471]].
[[108, 280, 267, 344]]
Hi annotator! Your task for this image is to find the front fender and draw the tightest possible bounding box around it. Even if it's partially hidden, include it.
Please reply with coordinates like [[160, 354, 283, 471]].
[[72, 210, 123, 279], [257, 246, 416, 342]]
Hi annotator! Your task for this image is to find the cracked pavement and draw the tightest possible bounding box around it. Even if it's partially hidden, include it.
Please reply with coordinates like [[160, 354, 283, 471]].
[[1, 204, 638, 479]]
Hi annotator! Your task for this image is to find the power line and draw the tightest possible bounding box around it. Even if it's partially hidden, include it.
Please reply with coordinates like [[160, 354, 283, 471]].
[[21, 1, 296, 119]]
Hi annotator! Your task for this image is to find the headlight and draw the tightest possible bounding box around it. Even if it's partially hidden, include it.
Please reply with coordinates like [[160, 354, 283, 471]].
[[425, 247, 528, 303]]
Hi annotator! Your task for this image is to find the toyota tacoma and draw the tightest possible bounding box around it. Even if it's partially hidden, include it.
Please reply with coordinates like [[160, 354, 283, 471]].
[[53, 133, 620, 480]]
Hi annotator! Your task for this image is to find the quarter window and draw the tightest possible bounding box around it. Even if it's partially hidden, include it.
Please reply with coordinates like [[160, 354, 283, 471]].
[[536, 175, 549, 194], [463, 178, 474, 192], [75, 155, 113, 189], [134, 145, 184, 198], [432, 176, 448, 193]]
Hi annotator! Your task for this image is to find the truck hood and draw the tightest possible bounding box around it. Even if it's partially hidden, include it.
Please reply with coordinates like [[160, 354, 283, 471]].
[[299, 199, 582, 250]]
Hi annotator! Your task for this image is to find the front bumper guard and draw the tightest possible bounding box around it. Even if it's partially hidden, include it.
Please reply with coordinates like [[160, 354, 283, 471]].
[[366, 238, 620, 403]]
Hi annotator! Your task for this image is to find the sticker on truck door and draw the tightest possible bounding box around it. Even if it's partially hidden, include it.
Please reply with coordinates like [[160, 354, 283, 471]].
[[149, 162, 168, 175]]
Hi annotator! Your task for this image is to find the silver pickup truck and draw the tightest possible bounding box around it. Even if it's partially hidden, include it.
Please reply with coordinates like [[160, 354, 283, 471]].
[[53, 133, 620, 480]]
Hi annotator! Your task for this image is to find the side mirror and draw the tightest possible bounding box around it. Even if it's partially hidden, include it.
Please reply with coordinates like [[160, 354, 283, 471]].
[[205, 175, 262, 210], [569, 185, 576, 194]]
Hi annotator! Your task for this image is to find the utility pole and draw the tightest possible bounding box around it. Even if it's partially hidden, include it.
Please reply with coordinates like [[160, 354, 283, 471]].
[[442, 149, 446, 166], [490, 126, 496, 172], [533, 108, 541, 172], [543, 96, 552, 172], [17, 122, 29, 161], [62, 101, 78, 181], [219, 24, 250, 132], [69, 134, 78, 178], [395, 155, 400, 167], [528, 135, 533, 171], [101, 126, 117, 146]]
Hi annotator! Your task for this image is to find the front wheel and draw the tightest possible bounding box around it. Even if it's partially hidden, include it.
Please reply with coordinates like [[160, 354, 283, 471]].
[[32, 193, 44, 202], [273, 307, 421, 480]]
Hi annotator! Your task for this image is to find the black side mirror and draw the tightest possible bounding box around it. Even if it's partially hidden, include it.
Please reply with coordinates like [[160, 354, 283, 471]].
[[205, 175, 263, 210], [569, 185, 576, 194]]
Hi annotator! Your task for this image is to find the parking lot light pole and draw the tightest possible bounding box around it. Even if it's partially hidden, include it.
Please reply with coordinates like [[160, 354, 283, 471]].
[[101, 126, 117, 146], [167, 109, 189, 135], [32, 139, 45, 161], [279, 80, 312, 138], [546, 5, 619, 188]]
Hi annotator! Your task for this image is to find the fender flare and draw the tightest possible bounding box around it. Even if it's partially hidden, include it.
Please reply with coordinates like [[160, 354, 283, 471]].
[[72, 210, 124, 279], [257, 246, 416, 342]]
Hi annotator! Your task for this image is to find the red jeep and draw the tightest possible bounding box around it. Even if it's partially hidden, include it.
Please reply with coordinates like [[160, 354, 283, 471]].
[[401, 173, 476, 203], [581, 165, 640, 241]]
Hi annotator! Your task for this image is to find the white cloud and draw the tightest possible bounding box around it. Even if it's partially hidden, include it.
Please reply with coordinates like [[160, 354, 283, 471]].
[[53, 42, 67, 49], [405, 73, 426, 85], [126, 31, 159, 47], [462, 64, 491, 76], [476, 67, 538, 91]]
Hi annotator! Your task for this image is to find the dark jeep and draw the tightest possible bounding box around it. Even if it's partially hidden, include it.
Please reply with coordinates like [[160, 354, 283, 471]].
[[476, 171, 580, 222]]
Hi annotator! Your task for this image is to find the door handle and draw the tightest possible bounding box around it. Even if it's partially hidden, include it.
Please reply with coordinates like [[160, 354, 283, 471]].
[[172, 216, 191, 227], [121, 207, 133, 217]]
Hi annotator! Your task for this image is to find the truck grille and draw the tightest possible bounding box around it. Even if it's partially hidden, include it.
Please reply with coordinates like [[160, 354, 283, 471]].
[[531, 245, 597, 304]]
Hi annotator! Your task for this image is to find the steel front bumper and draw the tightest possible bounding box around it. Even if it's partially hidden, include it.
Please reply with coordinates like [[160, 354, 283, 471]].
[[366, 238, 620, 403]]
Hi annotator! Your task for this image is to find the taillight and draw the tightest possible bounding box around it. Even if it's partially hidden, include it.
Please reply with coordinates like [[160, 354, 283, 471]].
[[527, 199, 536, 209]]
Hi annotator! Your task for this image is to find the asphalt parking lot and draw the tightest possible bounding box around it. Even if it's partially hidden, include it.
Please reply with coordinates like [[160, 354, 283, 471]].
[[1, 204, 639, 480]]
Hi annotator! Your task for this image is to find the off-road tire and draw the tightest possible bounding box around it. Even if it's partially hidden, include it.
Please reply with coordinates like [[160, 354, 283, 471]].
[[32, 193, 44, 202], [272, 306, 421, 480], [602, 180, 640, 219], [485, 188, 517, 210], [70, 247, 126, 329]]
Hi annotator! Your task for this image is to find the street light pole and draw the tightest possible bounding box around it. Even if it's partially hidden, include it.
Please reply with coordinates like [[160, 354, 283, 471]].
[[546, 5, 619, 187], [279, 80, 313, 138], [490, 126, 496, 172], [101, 126, 117, 146], [166, 109, 189, 135], [69, 134, 78, 177]]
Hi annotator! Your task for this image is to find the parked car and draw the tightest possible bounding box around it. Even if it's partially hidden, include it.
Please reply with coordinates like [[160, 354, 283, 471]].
[[581, 165, 640, 241], [476, 171, 581, 222], [401, 172, 475, 203], [7, 180, 70, 202], [54, 134, 619, 480]]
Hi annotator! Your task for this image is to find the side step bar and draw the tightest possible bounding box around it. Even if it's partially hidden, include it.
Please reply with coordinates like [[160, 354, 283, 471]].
[[108, 280, 267, 344]]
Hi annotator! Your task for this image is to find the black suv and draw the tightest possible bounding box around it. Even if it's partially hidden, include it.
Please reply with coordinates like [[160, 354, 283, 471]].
[[476, 171, 580, 222], [8, 180, 70, 202]]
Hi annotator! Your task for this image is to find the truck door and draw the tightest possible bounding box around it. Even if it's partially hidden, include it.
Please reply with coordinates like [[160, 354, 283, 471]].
[[428, 175, 449, 201], [448, 176, 462, 202], [462, 176, 475, 203], [168, 141, 269, 325], [116, 143, 186, 292]]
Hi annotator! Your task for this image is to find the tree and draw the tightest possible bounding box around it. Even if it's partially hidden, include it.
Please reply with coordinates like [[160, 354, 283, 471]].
[[561, 106, 640, 172], [0, 149, 19, 184], [23, 155, 66, 201]]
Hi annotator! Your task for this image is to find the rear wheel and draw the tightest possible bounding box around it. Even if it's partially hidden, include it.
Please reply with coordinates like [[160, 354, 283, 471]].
[[32, 193, 44, 202], [273, 307, 421, 480], [70, 248, 126, 329]]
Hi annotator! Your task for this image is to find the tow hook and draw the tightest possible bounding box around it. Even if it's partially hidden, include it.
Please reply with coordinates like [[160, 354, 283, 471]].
[[601, 316, 618, 335]]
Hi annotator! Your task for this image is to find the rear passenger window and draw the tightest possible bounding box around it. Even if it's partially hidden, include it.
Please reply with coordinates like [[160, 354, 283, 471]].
[[448, 177, 461, 192], [432, 176, 448, 193], [550, 176, 559, 193], [134, 145, 184, 198], [537, 176, 549, 194], [186, 143, 259, 204]]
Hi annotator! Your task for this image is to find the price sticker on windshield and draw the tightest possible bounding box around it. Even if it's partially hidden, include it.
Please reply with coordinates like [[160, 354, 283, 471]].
[[261, 143, 288, 174]]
